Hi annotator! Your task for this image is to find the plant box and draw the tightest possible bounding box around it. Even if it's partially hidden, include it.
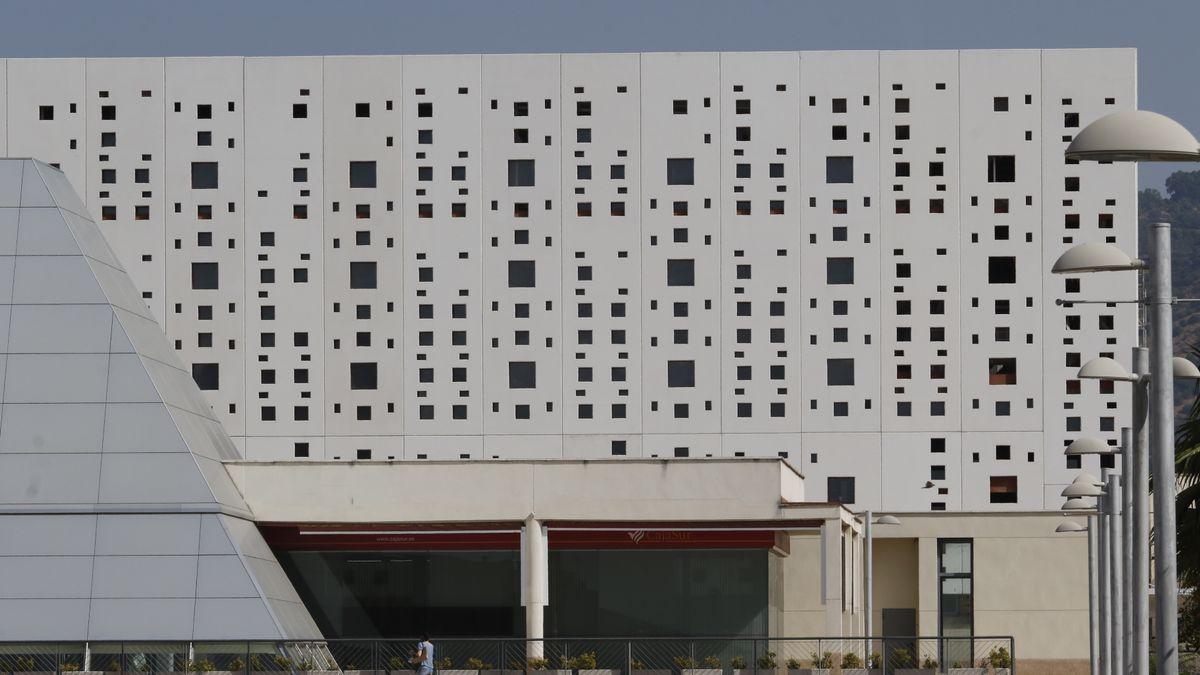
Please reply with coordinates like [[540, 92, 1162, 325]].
[[440, 669, 480, 675], [342, 671, 384, 675], [947, 669, 989, 675], [578, 670, 619, 675], [840, 670, 872, 675], [786, 670, 831, 675], [682, 669, 722, 675], [631, 670, 671, 675], [895, 670, 937, 675]]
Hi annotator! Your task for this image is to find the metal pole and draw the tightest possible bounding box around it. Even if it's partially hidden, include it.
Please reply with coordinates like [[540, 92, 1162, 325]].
[[1099, 469, 1111, 675], [1089, 514, 1100, 675], [1109, 473, 1125, 675], [1150, 222, 1180, 674], [1133, 345, 1151, 675], [1121, 428, 1135, 674], [864, 510, 873, 642]]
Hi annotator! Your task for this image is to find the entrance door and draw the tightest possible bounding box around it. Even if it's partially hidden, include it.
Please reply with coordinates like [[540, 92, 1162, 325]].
[[881, 608, 918, 673]]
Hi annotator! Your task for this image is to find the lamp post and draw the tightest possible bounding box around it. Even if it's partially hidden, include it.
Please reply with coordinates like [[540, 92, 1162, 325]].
[[1060, 503, 1100, 675], [1063, 476, 1107, 674], [1069, 355, 1200, 675], [1058, 109, 1200, 675], [863, 511, 899, 650]]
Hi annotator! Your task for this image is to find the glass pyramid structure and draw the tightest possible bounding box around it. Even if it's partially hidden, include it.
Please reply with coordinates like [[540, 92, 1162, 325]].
[[0, 159, 321, 640]]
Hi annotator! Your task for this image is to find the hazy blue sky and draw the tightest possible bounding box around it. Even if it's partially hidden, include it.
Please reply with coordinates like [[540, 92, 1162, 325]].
[[2, 0, 1198, 190]]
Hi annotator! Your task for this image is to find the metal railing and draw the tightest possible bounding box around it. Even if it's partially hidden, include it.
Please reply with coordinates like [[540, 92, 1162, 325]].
[[0, 637, 1016, 675]]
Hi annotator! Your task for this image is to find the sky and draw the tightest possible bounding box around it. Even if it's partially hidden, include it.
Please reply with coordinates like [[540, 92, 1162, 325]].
[[1, 0, 1198, 191]]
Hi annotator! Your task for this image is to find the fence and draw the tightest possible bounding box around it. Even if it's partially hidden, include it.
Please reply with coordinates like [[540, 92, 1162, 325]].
[[0, 637, 1015, 675]]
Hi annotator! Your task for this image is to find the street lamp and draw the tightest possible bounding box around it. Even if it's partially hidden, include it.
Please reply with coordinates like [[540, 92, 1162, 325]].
[[1059, 499, 1101, 675], [1072, 352, 1200, 675], [1058, 108, 1200, 675]]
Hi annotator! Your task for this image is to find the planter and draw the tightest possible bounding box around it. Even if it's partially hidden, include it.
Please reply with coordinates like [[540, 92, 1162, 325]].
[[839, 670, 873, 675], [785, 670, 831, 675], [947, 669, 988, 675], [578, 670, 620, 675], [631, 670, 671, 675], [682, 669, 722, 675], [342, 671, 385, 675], [895, 670, 937, 675], [441, 670, 481, 675]]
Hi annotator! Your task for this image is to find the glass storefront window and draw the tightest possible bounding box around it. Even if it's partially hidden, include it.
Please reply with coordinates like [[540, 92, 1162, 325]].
[[276, 550, 522, 638], [546, 549, 769, 637]]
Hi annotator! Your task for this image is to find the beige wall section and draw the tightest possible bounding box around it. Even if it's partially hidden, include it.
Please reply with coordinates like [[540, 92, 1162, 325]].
[[871, 512, 1089, 664], [227, 458, 820, 523], [870, 538, 919, 634], [778, 532, 828, 636]]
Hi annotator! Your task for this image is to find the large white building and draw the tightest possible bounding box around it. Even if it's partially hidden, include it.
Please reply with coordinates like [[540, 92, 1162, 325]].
[[0, 49, 1137, 511], [0, 49, 1138, 669]]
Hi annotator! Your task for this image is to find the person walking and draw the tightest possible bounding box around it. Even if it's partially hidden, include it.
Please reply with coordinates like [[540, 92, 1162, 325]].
[[411, 634, 434, 675]]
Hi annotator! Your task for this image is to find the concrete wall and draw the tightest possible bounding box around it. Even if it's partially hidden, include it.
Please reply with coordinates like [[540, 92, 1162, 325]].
[[871, 512, 1089, 670]]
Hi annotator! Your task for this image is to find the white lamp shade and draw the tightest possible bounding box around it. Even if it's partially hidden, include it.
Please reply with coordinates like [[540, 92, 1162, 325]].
[[1078, 357, 1137, 382], [1072, 472, 1101, 486], [1052, 242, 1142, 274], [1063, 482, 1105, 497], [1062, 497, 1095, 510], [874, 515, 901, 525], [1056, 521, 1088, 533], [1065, 436, 1117, 455], [1174, 356, 1200, 380], [1065, 110, 1200, 162]]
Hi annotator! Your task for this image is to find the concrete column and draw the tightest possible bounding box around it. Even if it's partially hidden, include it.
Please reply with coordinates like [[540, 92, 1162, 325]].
[[821, 519, 843, 635], [521, 514, 548, 658]]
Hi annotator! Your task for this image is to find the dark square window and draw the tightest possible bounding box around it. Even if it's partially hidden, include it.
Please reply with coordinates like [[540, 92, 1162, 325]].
[[827, 358, 855, 386], [191, 162, 218, 189], [666, 259, 694, 286], [38, 105, 53, 121], [349, 161, 377, 188], [828, 477, 855, 504], [350, 261, 377, 289], [988, 256, 1017, 284], [667, 360, 695, 388], [509, 361, 536, 389], [357, 102, 372, 118], [292, 103, 307, 118], [192, 363, 219, 390], [987, 155, 1016, 182], [508, 260, 535, 287], [826, 257, 854, 284], [666, 158, 694, 185], [826, 156, 854, 183], [508, 159, 536, 187], [350, 362, 378, 390], [191, 262, 218, 289]]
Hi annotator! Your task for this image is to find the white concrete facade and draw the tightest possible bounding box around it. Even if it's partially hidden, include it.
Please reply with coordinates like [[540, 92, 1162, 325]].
[[0, 49, 1137, 512]]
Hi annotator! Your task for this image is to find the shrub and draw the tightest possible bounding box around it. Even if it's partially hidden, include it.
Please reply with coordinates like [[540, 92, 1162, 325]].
[[729, 657, 746, 670], [986, 646, 1012, 669], [434, 657, 453, 670], [867, 653, 882, 670], [810, 653, 833, 669], [920, 656, 938, 670], [229, 658, 246, 673], [272, 656, 294, 671], [15, 657, 36, 671], [840, 653, 862, 669], [672, 657, 697, 670], [527, 658, 550, 671], [629, 661, 647, 671], [702, 656, 720, 669], [465, 658, 491, 670], [783, 658, 802, 670], [755, 652, 776, 670], [61, 664, 80, 672], [889, 648, 914, 669], [388, 657, 408, 671]]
